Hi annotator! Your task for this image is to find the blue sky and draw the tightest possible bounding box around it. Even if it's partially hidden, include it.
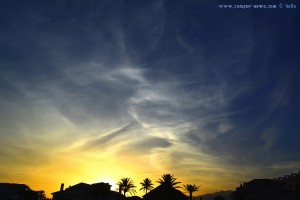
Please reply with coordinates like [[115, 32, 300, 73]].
[[0, 0, 299, 196]]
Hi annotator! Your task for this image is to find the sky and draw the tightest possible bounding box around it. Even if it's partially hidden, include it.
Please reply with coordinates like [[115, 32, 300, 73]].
[[0, 0, 300, 198]]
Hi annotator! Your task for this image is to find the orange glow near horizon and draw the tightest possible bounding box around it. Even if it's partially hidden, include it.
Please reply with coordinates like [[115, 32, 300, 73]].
[[0, 126, 247, 199], [1, 157, 234, 198], [0, 133, 242, 198]]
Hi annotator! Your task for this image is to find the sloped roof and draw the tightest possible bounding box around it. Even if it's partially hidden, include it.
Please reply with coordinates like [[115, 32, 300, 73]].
[[247, 179, 273, 185], [143, 185, 188, 200], [213, 195, 225, 200], [52, 182, 90, 194], [244, 179, 284, 190]]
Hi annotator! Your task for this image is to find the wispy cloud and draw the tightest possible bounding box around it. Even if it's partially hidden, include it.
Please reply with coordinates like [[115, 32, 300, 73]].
[[0, 0, 299, 196]]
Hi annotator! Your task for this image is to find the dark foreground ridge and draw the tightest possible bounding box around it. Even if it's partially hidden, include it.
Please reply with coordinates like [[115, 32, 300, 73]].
[[1, 171, 300, 200]]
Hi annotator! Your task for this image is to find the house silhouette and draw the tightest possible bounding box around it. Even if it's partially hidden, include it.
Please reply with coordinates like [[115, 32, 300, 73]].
[[231, 171, 300, 200], [52, 182, 123, 200]]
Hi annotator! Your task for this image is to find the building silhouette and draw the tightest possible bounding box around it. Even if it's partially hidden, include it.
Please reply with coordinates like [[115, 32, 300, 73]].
[[143, 185, 188, 200], [231, 171, 300, 200], [274, 171, 300, 191], [52, 182, 123, 200]]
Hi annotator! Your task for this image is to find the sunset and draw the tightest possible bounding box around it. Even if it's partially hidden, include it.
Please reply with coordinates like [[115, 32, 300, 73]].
[[0, 0, 299, 199]]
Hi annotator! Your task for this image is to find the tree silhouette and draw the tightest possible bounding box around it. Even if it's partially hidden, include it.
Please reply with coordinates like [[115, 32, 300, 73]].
[[157, 174, 181, 188], [140, 178, 154, 194], [37, 190, 46, 200], [117, 177, 136, 196], [183, 184, 200, 200]]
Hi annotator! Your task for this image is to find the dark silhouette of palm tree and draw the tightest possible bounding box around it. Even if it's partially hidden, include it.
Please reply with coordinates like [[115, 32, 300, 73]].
[[183, 184, 200, 200], [117, 177, 136, 196], [37, 190, 46, 200], [140, 178, 154, 194], [157, 174, 181, 188]]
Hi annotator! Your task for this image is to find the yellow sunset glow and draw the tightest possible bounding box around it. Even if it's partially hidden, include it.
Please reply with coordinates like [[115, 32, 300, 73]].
[[1, 1, 299, 199]]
